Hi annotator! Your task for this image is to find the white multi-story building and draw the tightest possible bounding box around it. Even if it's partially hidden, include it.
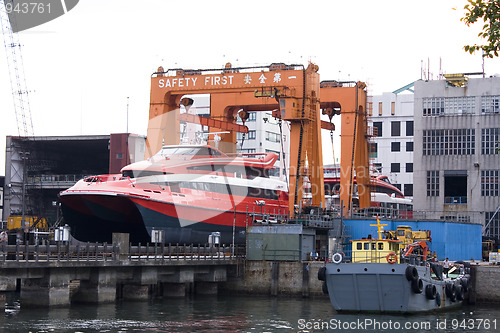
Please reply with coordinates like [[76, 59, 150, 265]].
[[368, 86, 415, 199]]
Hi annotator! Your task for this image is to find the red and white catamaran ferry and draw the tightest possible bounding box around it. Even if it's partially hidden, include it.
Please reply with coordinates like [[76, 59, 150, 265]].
[[322, 165, 413, 218], [59, 145, 289, 244]]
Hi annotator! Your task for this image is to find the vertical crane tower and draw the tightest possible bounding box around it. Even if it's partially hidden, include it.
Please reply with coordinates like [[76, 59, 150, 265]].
[[1, 0, 34, 137]]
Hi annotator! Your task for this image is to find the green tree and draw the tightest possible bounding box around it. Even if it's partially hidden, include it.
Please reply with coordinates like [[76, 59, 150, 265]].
[[461, 0, 500, 58]]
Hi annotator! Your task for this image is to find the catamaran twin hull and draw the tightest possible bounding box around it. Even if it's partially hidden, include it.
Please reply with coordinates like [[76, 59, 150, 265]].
[[60, 192, 252, 244]]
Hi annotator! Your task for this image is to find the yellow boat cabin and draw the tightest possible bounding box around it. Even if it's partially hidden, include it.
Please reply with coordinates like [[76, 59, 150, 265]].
[[351, 237, 401, 264]]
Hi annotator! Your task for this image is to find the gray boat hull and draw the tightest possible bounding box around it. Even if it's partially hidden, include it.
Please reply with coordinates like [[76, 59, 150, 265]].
[[321, 263, 469, 313]]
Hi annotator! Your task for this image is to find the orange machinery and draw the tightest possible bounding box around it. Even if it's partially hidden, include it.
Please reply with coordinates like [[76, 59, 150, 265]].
[[145, 62, 369, 216]]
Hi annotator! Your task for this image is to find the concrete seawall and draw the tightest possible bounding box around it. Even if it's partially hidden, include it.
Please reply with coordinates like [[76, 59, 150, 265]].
[[222, 261, 327, 297], [470, 265, 500, 303], [224, 261, 500, 304]]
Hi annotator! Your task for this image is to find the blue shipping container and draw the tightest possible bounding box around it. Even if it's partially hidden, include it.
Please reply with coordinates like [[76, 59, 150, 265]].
[[342, 219, 482, 261]]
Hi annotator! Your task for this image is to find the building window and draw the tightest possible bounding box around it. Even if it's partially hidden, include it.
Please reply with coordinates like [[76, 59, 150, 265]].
[[369, 142, 378, 158], [391, 121, 400, 136], [373, 122, 382, 137], [378, 102, 383, 116], [406, 142, 414, 152], [406, 121, 414, 136], [238, 148, 256, 154], [423, 97, 444, 116], [423, 129, 475, 155], [116, 153, 123, 159], [391, 142, 400, 152], [481, 170, 499, 196], [423, 97, 475, 116], [481, 96, 500, 114], [485, 211, 500, 239], [391, 102, 395, 115], [427, 171, 439, 197], [394, 183, 401, 191], [247, 112, 256, 122], [406, 163, 413, 173], [404, 184, 413, 197], [237, 130, 256, 141], [481, 128, 500, 154], [368, 102, 373, 116], [265, 131, 280, 143], [444, 171, 467, 204], [391, 163, 400, 173]]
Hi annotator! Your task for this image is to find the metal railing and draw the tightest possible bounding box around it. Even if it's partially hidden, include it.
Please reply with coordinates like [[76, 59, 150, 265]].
[[0, 243, 116, 263], [128, 243, 244, 262], [0, 242, 244, 265], [444, 196, 468, 204]]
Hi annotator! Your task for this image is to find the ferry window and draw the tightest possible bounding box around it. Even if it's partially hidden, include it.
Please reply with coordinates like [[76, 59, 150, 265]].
[[371, 243, 376, 250], [364, 243, 369, 250], [357, 243, 362, 250], [378, 243, 384, 250], [196, 147, 211, 156], [207, 148, 222, 156], [170, 182, 181, 193]]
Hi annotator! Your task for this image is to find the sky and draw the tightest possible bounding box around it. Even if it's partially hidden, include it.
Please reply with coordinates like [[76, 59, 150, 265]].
[[1, 0, 500, 175]]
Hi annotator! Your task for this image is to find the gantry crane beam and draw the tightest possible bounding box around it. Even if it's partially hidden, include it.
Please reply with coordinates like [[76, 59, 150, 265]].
[[147, 63, 325, 215]]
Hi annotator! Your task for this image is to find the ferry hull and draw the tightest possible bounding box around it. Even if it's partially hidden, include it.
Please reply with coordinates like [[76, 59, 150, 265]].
[[60, 194, 150, 243], [130, 197, 248, 244], [321, 263, 468, 313], [60, 193, 250, 244]]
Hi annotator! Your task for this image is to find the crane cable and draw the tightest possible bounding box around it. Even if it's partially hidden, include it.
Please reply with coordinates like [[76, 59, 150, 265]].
[[279, 118, 289, 192]]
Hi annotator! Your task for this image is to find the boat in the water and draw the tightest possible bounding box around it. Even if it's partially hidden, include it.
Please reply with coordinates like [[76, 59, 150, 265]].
[[319, 222, 470, 313], [322, 165, 413, 218], [59, 145, 289, 244]]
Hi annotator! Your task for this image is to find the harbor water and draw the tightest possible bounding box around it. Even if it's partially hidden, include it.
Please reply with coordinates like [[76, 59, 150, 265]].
[[0, 293, 499, 333]]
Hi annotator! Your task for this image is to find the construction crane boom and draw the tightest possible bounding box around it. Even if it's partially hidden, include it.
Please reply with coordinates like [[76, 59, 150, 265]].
[[1, 0, 34, 137]]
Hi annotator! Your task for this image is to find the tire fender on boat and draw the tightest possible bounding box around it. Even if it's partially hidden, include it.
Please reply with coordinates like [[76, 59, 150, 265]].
[[411, 278, 423, 294], [425, 284, 437, 299], [405, 266, 419, 281], [460, 277, 469, 292], [435, 292, 441, 307], [386, 252, 397, 264], [318, 266, 326, 281], [445, 283, 456, 302], [322, 281, 329, 294], [332, 252, 343, 264], [456, 284, 465, 301]]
